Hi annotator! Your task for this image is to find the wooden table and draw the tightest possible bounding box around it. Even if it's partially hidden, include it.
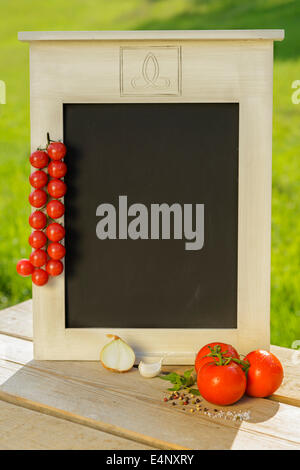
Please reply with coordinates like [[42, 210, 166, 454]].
[[0, 300, 299, 450]]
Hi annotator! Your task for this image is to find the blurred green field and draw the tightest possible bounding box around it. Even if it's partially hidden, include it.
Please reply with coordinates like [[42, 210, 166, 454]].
[[0, 0, 299, 347]]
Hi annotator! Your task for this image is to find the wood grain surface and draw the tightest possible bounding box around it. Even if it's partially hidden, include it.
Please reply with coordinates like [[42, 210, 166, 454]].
[[0, 300, 299, 450]]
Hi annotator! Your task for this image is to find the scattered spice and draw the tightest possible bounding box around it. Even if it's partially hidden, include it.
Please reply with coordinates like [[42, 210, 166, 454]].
[[160, 371, 251, 422]]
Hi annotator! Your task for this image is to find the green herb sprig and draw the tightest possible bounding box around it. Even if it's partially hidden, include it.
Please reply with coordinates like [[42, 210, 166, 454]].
[[159, 369, 200, 396]]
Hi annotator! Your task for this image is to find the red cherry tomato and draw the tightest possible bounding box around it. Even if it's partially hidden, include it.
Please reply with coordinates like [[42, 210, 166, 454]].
[[29, 211, 47, 230], [32, 268, 48, 286], [47, 242, 66, 260], [29, 150, 49, 169], [197, 361, 246, 406], [46, 200, 65, 219], [29, 189, 47, 208], [29, 230, 47, 249], [47, 142, 66, 161], [48, 160, 67, 178], [46, 223, 65, 242], [16, 259, 34, 277], [47, 179, 67, 199], [29, 249, 47, 268], [46, 259, 63, 276], [245, 350, 284, 398], [29, 170, 48, 189], [195, 342, 240, 374]]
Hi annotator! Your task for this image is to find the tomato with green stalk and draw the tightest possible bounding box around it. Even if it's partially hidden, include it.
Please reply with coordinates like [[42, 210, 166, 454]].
[[197, 345, 249, 406], [195, 342, 240, 374]]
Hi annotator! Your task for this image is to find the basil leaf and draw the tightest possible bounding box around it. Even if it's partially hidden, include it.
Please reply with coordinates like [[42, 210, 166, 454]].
[[159, 372, 179, 384]]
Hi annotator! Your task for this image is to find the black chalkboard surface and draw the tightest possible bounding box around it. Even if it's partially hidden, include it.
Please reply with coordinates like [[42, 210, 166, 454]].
[[63, 103, 239, 328]]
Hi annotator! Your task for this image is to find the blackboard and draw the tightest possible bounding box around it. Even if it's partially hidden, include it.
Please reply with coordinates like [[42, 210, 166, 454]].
[[63, 103, 239, 329]]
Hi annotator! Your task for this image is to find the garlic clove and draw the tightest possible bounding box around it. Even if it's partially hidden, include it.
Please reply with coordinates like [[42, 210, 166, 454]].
[[138, 358, 163, 378], [100, 334, 135, 373]]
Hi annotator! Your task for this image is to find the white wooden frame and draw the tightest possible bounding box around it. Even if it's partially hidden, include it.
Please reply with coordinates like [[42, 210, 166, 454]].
[[19, 30, 284, 362]]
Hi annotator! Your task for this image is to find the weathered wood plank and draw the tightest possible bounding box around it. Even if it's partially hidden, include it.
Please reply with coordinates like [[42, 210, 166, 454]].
[[0, 334, 299, 450], [0, 400, 155, 450], [269, 345, 300, 407], [0, 300, 33, 341], [0, 300, 299, 407]]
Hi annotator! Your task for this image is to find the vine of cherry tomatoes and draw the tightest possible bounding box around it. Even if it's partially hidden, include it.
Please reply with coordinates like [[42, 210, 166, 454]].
[[16, 133, 67, 286]]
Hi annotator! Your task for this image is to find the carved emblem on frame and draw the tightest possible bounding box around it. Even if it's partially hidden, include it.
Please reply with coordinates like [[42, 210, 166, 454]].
[[120, 46, 182, 96]]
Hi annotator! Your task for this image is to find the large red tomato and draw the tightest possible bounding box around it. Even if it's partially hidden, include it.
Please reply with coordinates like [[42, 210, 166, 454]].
[[245, 350, 284, 397], [197, 361, 246, 405], [195, 342, 240, 374]]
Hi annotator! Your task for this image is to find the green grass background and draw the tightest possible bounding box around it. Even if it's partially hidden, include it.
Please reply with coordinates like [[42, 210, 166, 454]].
[[0, 0, 299, 347]]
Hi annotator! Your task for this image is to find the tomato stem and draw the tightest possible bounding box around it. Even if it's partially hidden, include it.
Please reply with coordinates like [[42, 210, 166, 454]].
[[203, 345, 250, 372]]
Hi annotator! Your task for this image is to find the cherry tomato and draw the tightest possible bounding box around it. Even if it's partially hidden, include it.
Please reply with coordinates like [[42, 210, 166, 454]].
[[29, 230, 47, 249], [29, 189, 47, 208], [29, 211, 47, 230], [48, 160, 67, 178], [245, 350, 284, 397], [47, 242, 66, 260], [32, 268, 48, 286], [29, 249, 47, 268], [46, 259, 63, 276], [47, 141, 66, 161], [47, 179, 67, 199], [46, 200, 65, 219], [16, 259, 34, 277], [46, 223, 65, 242], [29, 150, 49, 169], [197, 361, 246, 405], [195, 342, 240, 374], [29, 170, 48, 189]]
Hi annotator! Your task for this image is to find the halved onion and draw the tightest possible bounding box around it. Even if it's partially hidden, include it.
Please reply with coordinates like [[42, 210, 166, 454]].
[[100, 334, 135, 373]]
